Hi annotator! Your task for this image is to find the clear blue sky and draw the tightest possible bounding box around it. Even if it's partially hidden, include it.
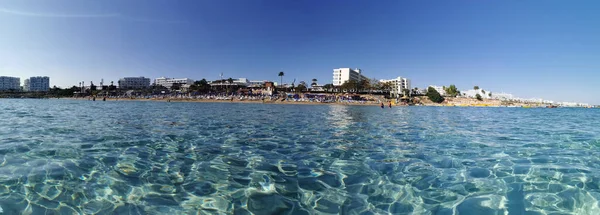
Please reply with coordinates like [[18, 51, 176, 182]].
[[1, 0, 599, 103]]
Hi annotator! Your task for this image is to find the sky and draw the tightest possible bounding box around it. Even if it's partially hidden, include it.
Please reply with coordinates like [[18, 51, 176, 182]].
[[0, 0, 599, 104]]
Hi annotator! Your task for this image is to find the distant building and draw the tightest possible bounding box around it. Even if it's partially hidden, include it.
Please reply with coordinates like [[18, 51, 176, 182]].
[[24, 76, 50, 92], [248, 80, 275, 88], [118, 77, 150, 89], [23, 79, 30, 91], [380, 77, 411, 98], [429, 85, 446, 96], [0, 76, 20, 91], [310, 85, 325, 92], [209, 78, 250, 87], [462, 89, 491, 99], [252, 81, 276, 95], [154, 77, 194, 88], [332, 68, 368, 86], [491, 92, 514, 101], [559, 102, 589, 107]]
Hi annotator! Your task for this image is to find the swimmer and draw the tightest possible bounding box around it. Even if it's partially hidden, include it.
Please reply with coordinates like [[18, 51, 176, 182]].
[[381, 102, 384, 109]]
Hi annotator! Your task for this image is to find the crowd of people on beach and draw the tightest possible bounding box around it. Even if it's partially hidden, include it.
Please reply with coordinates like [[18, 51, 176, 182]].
[[75, 92, 386, 105]]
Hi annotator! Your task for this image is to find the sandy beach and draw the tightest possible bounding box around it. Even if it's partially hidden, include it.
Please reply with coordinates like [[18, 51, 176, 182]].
[[68, 95, 546, 107]]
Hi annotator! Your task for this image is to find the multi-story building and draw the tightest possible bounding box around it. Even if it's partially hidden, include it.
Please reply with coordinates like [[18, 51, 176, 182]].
[[23, 79, 30, 91], [429, 85, 446, 96], [118, 77, 150, 89], [380, 77, 411, 98], [332, 68, 368, 86], [24, 76, 50, 92], [209, 78, 250, 87], [154, 77, 194, 88], [0, 76, 20, 91]]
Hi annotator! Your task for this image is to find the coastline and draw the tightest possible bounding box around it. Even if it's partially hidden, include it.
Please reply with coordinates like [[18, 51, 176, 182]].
[[63, 97, 552, 108], [7, 97, 594, 108], [68, 97, 384, 106]]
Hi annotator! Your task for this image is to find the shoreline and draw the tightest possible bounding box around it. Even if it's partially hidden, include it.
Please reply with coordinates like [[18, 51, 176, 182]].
[[68, 97, 385, 106], [62, 97, 557, 108], [8, 95, 592, 108]]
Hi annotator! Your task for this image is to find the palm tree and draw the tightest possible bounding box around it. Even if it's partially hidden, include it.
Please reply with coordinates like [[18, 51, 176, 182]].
[[278, 71, 284, 88]]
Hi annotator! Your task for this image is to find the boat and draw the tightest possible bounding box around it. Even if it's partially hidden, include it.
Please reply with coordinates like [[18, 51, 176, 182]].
[[546, 105, 558, 108]]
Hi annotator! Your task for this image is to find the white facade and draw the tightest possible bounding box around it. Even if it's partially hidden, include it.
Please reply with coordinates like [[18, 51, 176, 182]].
[[154, 77, 194, 88], [558, 102, 590, 107], [332, 68, 368, 86], [491, 92, 514, 101], [380, 77, 411, 97], [462, 89, 492, 99], [248, 80, 275, 87], [23, 79, 30, 91], [118, 77, 150, 89], [211, 78, 251, 86], [429, 85, 446, 96], [25, 76, 50, 92], [0, 76, 20, 91]]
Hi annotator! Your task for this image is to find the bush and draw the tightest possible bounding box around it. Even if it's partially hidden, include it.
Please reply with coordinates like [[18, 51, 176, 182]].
[[427, 87, 445, 103], [476, 94, 483, 101], [445, 84, 459, 97]]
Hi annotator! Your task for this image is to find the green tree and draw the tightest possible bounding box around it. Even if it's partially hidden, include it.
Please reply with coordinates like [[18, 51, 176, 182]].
[[311, 78, 318, 86], [295, 83, 307, 93], [482, 90, 486, 94], [341, 80, 360, 92], [342, 81, 350, 92], [474, 86, 480, 90], [227, 78, 234, 94], [199, 79, 210, 93], [488, 92, 492, 97], [369, 78, 381, 93], [476, 94, 483, 101], [171, 83, 181, 91], [323, 84, 334, 92], [278, 71, 284, 88], [426, 87, 445, 103], [445, 85, 459, 97], [109, 81, 116, 91], [379, 82, 392, 94], [402, 89, 410, 97], [359, 79, 370, 93]]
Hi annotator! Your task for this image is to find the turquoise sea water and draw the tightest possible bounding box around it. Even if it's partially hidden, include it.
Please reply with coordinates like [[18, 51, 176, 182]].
[[1, 99, 600, 214]]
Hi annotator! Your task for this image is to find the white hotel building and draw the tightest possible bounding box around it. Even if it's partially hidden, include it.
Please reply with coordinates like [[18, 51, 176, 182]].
[[154, 77, 194, 88], [429, 85, 446, 96], [380, 77, 411, 98], [118, 77, 151, 89], [0, 76, 20, 91], [24, 76, 50, 92], [332, 68, 368, 86]]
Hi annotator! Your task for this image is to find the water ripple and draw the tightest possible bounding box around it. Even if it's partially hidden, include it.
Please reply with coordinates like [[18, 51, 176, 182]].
[[0, 100, 599, 214]]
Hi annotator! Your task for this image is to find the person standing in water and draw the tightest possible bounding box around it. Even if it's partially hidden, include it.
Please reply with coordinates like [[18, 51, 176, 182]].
[[389, 101, 392, 108], [381, 102, 384, 109]]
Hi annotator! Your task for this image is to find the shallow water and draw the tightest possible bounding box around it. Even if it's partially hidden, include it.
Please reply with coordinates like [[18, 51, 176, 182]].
[[1, 99, 599, 214]]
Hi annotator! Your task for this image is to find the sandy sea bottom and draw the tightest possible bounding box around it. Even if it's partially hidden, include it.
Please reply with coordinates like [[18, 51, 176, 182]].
[[0, 99, 599, 214]]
